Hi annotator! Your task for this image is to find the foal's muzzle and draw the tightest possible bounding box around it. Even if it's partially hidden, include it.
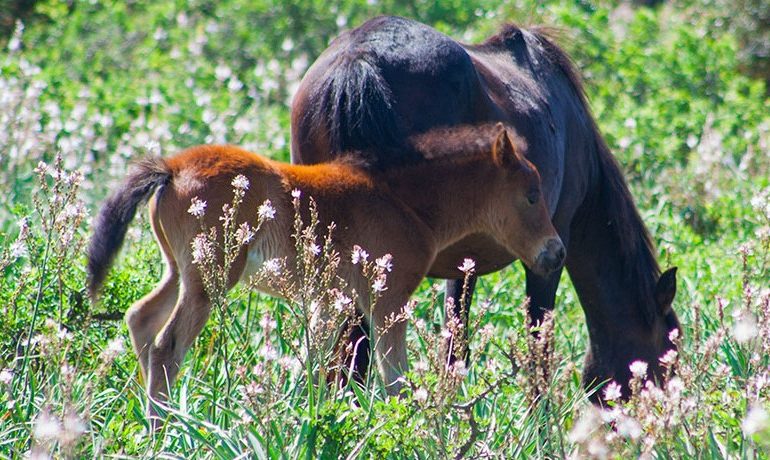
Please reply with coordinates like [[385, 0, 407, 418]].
[[534, 238, 566, 275]]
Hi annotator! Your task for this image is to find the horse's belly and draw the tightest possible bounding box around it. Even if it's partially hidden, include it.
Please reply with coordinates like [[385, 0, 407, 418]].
[[427, 233, 516, 278]]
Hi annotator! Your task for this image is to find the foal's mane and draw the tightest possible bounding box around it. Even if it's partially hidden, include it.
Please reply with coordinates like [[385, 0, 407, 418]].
[[493, 24, 663, 325]]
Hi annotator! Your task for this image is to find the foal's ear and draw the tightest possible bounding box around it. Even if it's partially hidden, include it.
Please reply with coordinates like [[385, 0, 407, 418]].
[[655, 267, 677, 314], [491, 126, 521, 168]]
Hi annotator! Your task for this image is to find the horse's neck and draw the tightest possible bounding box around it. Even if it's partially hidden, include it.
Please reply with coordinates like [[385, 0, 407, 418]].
[[382, 159, 493, 246]]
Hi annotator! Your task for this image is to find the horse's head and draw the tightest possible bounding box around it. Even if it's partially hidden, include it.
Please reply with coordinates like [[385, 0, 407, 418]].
[[583, 266, 681, 401], [488, 126, 565, 277]]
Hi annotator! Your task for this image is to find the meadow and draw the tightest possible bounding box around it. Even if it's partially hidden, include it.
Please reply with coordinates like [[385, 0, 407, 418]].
[[0, 0, 769, 458]]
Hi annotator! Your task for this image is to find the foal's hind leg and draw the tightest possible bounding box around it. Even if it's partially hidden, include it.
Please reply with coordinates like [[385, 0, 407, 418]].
[[146, 269, 212, 420], [125, 271, 179, 382]]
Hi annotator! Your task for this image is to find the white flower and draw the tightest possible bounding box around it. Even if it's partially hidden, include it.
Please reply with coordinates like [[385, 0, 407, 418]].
[[453, 361, 468, 377], [667, 376, 684, 396], [733, 312, 758, 343], [351, 245, 369, 265], [102, 338, 125, 362], [262, 258, 282, 276], [0, 368, 12, 385], [603, 381, 623, 402], [372, 274, 387, 293], [568, 408, 601, 443], [188, 197, 207, 217], [144, 140, 161, 155], [34, 410, 61, 440], [414, 387, 428, 403], [231, 174, 249, 190], [291, 189, 301, 199], [616, 415, 642, 439], [742, 405, 769, 435], [668, 328, 680, 342], [257, 200, 276, 220], [235, 223, 255, 245], [307, 243, 321, 256], [659, 349, 678, 366], [458, 258, 476, 274], [375, 254, 393, 272], [259, 315, 277, 331], [191, 234, 212, 265], [333, 293, 352, 312], [9, 240, 27, 259], [629, 360, 648, 379], [260, 344, 278, 361]]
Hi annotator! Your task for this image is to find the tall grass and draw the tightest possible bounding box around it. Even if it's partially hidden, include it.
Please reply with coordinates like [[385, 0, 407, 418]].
[[0, 0, 769, 458]]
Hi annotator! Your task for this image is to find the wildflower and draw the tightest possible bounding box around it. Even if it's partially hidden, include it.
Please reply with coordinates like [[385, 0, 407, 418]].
[[458, 258, 476, 274], [307, 243, 321, 256], [191, 234, 212, 265], [629, 360, 648, 379], [0, 368, 12, 385], [102, 337, 125, 363], [351, 245, 369, 265], [34, 410, 61, 440], [742, 405, 769, 436], [733, 312, 758, 343], [453, 360, 468, 377], [232, 174, 249, 190], [188, 197, 207, 217], [9, 240, 27, 259], [372, 274, 388, 293], [259, 315, 277, 332], [376, 254, 393, 272], [235, 222, 255, 245], [257, 200, 276, 220], [413, 360, 428, 373], [616, 415, 642, 439], [144, 140, 161, 155], [659, 349, 678, 366], [60, 413, 87, 445], [603, 381, 623, 402], [440, 328, 453, 339], [568, 408, 600, 443], [666, 376, 684, 397], [333, 292, 352, 312], [291, 189, 301, 199], [668, 328, 680, 342], [262, 258, 282, 276], [414, 387, 428, 403], [260, 344, 278, 361]]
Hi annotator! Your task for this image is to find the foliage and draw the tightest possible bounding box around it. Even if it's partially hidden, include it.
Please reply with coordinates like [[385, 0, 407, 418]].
[[0, 0, 768, 458]]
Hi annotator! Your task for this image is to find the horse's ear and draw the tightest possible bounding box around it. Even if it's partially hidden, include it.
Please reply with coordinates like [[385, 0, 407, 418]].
[[491, 126, 520, 168], [655, 267, 677, 314]]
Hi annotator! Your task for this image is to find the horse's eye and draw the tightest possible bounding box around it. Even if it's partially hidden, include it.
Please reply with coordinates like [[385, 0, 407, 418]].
[[527, 189, 540, 205]]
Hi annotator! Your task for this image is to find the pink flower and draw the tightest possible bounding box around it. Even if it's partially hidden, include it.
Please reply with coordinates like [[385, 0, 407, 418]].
[[603, 381, 623, 401], [458, 258, 476, 273], [187, 197, 207, 217]]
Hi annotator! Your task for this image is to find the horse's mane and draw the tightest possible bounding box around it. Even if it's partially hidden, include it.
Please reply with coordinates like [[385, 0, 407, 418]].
[[499, 24, 662, 325]]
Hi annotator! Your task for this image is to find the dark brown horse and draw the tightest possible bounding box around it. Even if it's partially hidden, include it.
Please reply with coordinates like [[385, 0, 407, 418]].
[[290, 16, 680, 397]]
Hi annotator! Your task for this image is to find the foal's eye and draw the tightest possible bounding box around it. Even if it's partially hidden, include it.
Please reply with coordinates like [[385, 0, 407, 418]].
[[526, 189, 540, 205]]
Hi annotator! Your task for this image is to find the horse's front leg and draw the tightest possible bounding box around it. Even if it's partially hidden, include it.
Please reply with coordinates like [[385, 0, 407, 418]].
[[444, 276, 478, 364]]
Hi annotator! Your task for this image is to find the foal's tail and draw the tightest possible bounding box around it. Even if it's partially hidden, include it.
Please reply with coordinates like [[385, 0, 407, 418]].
[[87, 157, 172, 301]]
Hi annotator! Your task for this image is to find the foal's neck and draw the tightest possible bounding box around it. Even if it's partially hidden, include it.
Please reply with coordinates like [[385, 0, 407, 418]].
[[381, 156, 495, 247]]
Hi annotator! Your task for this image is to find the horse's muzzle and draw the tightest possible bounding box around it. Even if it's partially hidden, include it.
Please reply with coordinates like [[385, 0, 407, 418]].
[[534, 238, 566, 275]]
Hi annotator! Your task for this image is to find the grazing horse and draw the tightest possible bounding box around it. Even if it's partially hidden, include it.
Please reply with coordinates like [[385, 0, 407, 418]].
[[86, 125, 564, 421], [290, 16, 680, 397]]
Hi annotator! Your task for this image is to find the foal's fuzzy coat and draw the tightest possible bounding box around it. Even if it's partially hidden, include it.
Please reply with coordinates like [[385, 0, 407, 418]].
[[87, 126, 564, 418]]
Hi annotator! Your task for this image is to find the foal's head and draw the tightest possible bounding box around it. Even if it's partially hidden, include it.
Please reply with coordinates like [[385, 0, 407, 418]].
[[486, 127, 565, 277]]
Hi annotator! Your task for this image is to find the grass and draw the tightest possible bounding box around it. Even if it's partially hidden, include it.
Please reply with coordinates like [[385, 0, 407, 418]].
[[1, 0, 769, 458]]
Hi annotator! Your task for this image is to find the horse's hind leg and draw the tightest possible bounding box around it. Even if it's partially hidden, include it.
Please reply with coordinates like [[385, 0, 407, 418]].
[[125, 271, 179, 382]]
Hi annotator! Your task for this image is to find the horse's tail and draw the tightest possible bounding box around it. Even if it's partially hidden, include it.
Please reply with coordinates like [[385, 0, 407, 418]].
[[313, 52, 400, 154], [529, 28, 662, 326], [87, 157, 172, 301]]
